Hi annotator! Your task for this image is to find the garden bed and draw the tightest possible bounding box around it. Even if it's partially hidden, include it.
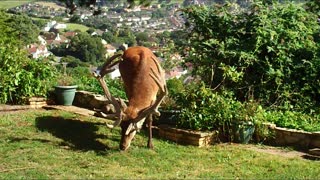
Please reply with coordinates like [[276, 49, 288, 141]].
[[72, 91, 320, 149]]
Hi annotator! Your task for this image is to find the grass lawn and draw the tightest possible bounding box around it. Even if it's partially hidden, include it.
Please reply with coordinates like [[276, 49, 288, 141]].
[[0, 109, 319, 179], [0, 0, 35, 9], [66, 23, 90, 32]]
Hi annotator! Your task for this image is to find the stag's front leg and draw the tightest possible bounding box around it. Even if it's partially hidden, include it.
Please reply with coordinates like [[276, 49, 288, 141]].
[[146, 114, 154, 149]]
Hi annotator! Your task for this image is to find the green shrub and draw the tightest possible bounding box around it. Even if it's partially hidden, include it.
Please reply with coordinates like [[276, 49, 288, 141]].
[[0, 44, 57, 104], [256, 110, 320, 132], [160, 78, 185, 110], [180, 1, 320, 112], [167, 78, 184, 96], [169, 81, 319, 133], [174, 82, 255, 131]]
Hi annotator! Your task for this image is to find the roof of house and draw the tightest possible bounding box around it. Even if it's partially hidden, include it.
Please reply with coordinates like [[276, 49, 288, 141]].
[[64, 31, 77, 37]]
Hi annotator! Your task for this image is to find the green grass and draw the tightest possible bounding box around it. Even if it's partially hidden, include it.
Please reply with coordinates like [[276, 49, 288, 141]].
[[0, 0, 35, 9], [66, 23, 90, 32], [0, 109, 319, 179]]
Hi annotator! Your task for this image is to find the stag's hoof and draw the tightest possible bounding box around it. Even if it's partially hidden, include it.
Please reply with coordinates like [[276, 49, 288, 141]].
[[120, 144, 129, 151], [147, 141, 154, 150]]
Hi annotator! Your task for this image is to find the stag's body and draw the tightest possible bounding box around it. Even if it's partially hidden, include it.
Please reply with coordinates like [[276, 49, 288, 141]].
[[120, 47, 159, 120], [94, 46, 167, 151]]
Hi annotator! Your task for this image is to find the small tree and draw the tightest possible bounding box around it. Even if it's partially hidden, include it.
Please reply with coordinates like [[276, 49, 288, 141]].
[[180, 1, 320, 111]]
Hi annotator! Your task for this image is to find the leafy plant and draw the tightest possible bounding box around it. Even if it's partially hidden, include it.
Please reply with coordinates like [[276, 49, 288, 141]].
[[54, 62, 77, 87], [0, 46, 57, 104], [0, 11, 57, 104], [256, 110, 320, 132], [56, 74, 76, 86], [160, 78, 184, 110], [180, 1, 320, 112], [174, 82, 255, 131]]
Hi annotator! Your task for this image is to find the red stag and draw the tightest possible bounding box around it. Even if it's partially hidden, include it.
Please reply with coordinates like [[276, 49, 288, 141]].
[[93, 46, 167, 150]]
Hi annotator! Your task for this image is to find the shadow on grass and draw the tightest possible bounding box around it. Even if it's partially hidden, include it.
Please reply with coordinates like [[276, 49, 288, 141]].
[[35, 116, 119, 154]]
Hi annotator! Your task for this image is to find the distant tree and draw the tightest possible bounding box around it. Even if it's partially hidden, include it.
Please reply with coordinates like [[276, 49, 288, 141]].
[[152, 8, 167, 18], [32, 18, 48, 29], [170, 30, 188, 47], [61, 55, 86, 67], [119, 28, 133, 37], [69, 32, 106, 64], [156, 30, 171, 45], [86, 28, 95, 35], [119, 36, 137, 46], [99, 22, 115, 32], [136, 32, 149, 44], [102, 31, 117, 43], [69, 15, 81, 23], [5, 14, 40, 45]]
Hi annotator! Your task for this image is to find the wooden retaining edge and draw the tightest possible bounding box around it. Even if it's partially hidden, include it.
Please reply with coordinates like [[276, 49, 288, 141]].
[[27, 97, 48, 109], [158, 124, 218, 147], [0, 105, 32, 111], [0, 97, 48, 111]]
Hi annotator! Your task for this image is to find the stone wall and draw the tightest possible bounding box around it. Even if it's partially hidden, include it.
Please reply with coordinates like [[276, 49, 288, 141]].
[[270, 126, 320, 149], [73, 91, 116, 114]]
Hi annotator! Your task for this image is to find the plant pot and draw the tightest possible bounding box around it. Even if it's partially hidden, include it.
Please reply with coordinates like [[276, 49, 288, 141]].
[[232, 121, 255, 144], [54, 85, 78, 106]]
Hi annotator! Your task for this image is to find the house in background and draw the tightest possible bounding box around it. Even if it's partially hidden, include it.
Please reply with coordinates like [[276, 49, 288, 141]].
[[42, 32, 75, 48], [108, 64, 121, 79], [43, 21, 67, 31], [165, 66, 188, 80], [104, 44, 117, 57], [27, 44, 51, 59], [25, 35, 52, 59]]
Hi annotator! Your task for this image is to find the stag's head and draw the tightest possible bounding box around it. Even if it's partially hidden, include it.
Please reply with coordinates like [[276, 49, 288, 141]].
[[119, 117, 145, 151], [115, 96, 162, 150]]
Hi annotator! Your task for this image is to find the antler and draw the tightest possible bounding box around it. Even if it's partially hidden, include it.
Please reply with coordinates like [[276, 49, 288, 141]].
[[92, 53, 122, 78], [97, 78, 127, 128], [125, 56, 168, 135], [92, 53, 127, 128]]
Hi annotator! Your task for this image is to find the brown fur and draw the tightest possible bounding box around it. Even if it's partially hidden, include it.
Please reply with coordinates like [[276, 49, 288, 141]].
[[119, 46, 159, 120]]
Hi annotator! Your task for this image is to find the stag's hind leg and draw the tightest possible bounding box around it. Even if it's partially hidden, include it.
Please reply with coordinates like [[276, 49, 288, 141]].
[[146, 114, 154, 149]]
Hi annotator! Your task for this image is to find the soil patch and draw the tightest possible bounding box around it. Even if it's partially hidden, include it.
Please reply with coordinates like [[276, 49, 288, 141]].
[[241, 144, 308, 159]]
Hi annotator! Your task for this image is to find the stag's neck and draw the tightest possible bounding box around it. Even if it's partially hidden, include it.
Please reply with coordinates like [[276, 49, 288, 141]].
[[125, 98, 155, 120], [124, 106, 139, 120]]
